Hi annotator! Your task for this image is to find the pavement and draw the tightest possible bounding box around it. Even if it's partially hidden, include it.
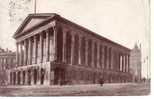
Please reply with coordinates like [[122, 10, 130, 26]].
[[0, 82, 150, 96]]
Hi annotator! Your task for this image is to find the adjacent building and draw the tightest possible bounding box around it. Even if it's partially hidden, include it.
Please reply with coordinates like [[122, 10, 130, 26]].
[[0, 48, 16, 85], [10, 13, 132, 85], [130, 43, 142, 82]]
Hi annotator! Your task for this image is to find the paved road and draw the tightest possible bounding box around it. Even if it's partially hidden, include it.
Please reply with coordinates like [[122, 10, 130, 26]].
[[0, 83, 150, 96]]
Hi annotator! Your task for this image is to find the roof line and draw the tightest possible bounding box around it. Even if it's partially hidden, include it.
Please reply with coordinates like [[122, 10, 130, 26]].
[[13, 13, 131, 51], [57, 16, 131, 51]]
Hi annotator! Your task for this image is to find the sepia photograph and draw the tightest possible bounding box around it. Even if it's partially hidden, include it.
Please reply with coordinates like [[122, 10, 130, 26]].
[[0, 0, 150, 96]]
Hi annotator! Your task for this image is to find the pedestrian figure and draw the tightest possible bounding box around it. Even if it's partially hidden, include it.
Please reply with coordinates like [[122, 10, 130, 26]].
[[99, 77, 104, 86]]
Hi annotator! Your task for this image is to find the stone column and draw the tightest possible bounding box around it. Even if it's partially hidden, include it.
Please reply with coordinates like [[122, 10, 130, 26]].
[[120, 54, 122, 72], [21, 42, 23, 66], [16, 43, 19, 67], [128, 55, 130, 72], [71, 34, 75, 65], [124, 55, 126, 72], [40, 33, 43, 63], [28, 38, 31, 65], [127, 55, 129, 72], [121, 54, 123, 72], [102, 45, 104, 69], [7, 70, 10, 85], [25, 70, 28, 85], [106, 47, 109, 70], [19, 43, 22, 66], [18, 43, 21, 66], [122, 54, 125, 72], [122, 55, 124, 72], [78, 35, 81, 65], [85, 39, 88, 66], [97, 43, 100, 68], [53, 26, 57, 61], [46, 30, 50, 62], [125, 54, 127, 72], [33, 35, 37, 64], [23, 40, 26, 66], [45, 66, 51, 85], [31, 68, 34, 85], [62, 31, 66, 63], [111, 49, 114, 70], [110, 49, 113, 70], [20, 71, 23, 85], [91, 40, 94, 67], [16, 71, 18, 85], [120, 54, 122, 71]]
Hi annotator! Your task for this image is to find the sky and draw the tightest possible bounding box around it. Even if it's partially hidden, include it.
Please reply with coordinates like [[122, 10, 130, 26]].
[[0, 0, 150, 78]]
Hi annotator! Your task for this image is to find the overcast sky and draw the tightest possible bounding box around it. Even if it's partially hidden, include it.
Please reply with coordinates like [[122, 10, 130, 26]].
[[0, 0, 150, 78]]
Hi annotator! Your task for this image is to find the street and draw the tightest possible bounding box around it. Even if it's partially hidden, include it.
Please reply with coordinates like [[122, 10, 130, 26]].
[[0, 82, 150, 96]]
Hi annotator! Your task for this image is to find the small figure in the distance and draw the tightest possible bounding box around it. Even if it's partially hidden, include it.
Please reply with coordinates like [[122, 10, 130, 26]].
[[99, 77, 104, 86]]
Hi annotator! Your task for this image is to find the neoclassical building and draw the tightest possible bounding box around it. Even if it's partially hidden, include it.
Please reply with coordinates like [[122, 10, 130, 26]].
[[0, 48, 16, 85], [10, 13, 132, 85]]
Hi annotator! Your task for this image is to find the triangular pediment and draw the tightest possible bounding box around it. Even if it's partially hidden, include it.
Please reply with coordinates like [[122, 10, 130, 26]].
[[21, 17, 48, 33], [14, 13, 58, 38]]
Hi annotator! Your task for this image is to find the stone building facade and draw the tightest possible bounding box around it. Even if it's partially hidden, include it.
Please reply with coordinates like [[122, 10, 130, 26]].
[[130, 43, 142, 82], [10, 13, 132, 85], [0, 48, 16, 85]]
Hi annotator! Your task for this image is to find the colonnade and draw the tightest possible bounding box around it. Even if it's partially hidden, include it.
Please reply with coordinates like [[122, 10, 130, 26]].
[[16, 27, 55, 67], [62, 31, 130, 73], [10, 67, 49, 85]]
